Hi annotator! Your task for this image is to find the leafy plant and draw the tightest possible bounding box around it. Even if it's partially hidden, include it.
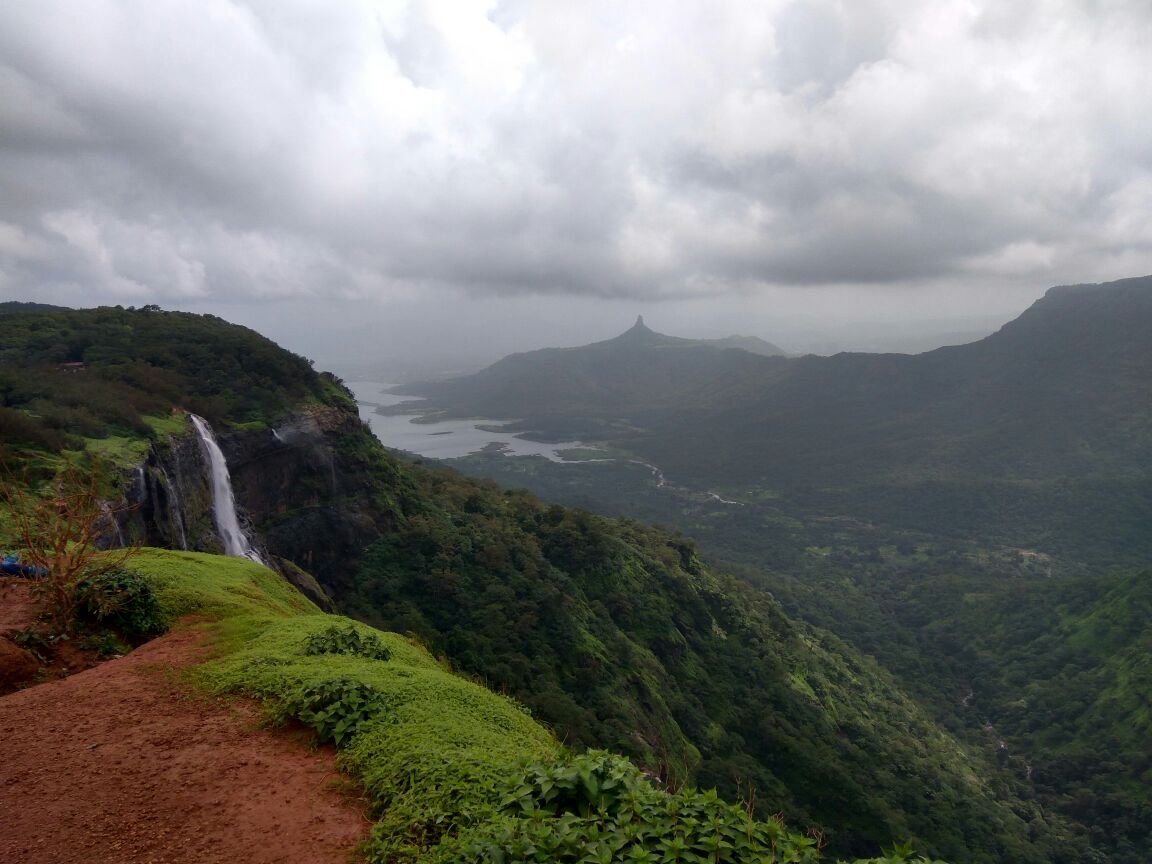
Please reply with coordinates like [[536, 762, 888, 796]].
[[275, 677, 387, 745], [302, 623, 391, 661], [77, 630, 132, 659], [447, 751, 947, 864], [75, 566, 169, 637], [6, 626, 59, 662]]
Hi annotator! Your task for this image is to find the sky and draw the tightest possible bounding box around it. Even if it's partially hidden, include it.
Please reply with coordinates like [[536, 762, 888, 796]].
[[2, 0, 1151, 373]]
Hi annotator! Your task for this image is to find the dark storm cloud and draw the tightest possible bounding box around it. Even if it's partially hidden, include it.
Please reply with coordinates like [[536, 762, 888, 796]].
[[1, 0, 1150, 311]]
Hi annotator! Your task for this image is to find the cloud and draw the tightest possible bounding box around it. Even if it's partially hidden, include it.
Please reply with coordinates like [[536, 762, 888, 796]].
[[1, 0, 1150, 310]]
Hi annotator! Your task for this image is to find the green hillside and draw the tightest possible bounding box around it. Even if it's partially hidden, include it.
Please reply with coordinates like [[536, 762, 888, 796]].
[[927, 568, 1152, 861], [0, 303, 1093, 861], [346, 463, 1060, 860], [0, 304, 336, 442], [127, 548, 900, 864]]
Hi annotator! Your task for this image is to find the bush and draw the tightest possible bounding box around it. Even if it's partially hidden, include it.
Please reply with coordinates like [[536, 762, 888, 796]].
[[302, 623, 392, 661], [275, 677, 387, 745], [448, 752, 947, 864], [75, 567, 169, 637]]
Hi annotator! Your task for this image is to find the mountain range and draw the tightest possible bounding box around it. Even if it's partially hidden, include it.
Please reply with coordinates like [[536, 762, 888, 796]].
[[397, 275, 1152, 562]]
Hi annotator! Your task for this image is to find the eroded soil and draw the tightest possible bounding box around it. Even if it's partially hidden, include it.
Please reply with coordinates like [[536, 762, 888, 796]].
[[0, 625, 371, 863]]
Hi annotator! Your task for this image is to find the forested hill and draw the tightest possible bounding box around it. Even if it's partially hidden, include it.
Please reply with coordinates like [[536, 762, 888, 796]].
[[0, 304, 1073, 862], [0, 300, 72, 315], [0, 304, 333, 444], [929, 566, 1152, 860]]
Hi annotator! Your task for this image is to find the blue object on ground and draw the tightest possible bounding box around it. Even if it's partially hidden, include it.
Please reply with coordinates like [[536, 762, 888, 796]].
[[1, 553, 46, 578]]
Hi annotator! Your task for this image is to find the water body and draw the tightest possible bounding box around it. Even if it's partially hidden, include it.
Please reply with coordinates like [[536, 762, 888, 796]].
[[345, 381, 591, 461]]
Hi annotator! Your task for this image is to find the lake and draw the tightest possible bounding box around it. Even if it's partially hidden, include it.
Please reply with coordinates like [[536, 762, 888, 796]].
[[345, 380, 592, 461]]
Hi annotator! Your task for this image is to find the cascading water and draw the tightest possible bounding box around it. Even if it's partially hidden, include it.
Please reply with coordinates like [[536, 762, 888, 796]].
[[189, 414, 263, 563]]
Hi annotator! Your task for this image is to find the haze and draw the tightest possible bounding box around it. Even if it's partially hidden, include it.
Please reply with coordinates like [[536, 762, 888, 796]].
[[2, 1, 1150, 374]]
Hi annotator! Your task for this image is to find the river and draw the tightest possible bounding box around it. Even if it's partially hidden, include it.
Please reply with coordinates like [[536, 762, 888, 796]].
[[345, 380, 592, 462]]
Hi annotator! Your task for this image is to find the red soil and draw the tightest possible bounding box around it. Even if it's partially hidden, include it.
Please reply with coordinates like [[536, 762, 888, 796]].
[[0, 577, 108, 692], [0, 625, 371, 863], [0, 577, 39, 632]]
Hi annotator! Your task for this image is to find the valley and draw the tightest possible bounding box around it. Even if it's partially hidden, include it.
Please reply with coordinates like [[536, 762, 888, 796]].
[[347, 276, 1152, 864]]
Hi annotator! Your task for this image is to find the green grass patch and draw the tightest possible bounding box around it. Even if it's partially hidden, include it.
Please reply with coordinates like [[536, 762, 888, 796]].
[[78, 434, 149, 467], [223, 418, 268, 431], [134, 548, 557, 861], [143, 413, 189, 437], [132, 548, 318, 621]]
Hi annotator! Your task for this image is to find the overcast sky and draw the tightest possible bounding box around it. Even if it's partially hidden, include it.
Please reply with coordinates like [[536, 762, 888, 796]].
[[2, 1, 1151, 369]]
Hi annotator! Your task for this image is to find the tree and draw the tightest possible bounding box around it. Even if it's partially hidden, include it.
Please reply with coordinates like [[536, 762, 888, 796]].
[[2, 458, 137, 633]]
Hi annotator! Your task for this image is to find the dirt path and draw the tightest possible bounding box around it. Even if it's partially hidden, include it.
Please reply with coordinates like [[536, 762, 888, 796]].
[[0, 626, 372, 864]]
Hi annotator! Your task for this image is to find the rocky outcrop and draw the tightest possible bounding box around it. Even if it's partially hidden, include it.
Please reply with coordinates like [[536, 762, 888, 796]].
[[123, 429, 214, 552], [221, 404, 406, 598], [121, 403, 404, 605]]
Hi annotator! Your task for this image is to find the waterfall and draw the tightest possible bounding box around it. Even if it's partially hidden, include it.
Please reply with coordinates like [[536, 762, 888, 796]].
[[189, 414, 264, 563], [100, 500, 127, 548]]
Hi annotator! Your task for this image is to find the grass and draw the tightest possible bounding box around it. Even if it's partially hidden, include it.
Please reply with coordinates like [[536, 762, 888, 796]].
[[77, 435, 150, 467], [131, 548, 558, 862], [143, 413, 189, 437]]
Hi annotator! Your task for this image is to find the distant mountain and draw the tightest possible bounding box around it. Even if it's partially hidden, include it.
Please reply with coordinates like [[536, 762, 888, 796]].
[[397, 276, 1152, 562], [0, 300, 71, 315], [416, 280, 1143, 465], [699, 332, 788, 355], [394, 315, 786, 424]]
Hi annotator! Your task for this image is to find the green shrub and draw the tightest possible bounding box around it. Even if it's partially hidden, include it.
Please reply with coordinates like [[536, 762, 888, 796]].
[[275, 677, 387, 745], [446, 752, 949, 864], [78, 631, 132, 659], [445, 751, 824, 864], [302, 623, 392, 661], [75, 566, 169, 637]]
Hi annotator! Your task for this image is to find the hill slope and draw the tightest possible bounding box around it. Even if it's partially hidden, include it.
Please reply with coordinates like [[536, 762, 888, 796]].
[[0, 304, 1078, 861]]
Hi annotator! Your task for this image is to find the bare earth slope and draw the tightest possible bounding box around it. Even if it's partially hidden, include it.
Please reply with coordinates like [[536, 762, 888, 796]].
[[0, 627, 369, 864]]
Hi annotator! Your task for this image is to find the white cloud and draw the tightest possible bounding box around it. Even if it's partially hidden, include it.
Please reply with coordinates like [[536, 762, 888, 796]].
[[0, 0, 1149, 315]]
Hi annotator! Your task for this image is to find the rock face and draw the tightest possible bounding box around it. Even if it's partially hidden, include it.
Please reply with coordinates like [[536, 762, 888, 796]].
[[223, 404, 404, 598], [122, 403, 403, 604], [125, 429, 216, 553]]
